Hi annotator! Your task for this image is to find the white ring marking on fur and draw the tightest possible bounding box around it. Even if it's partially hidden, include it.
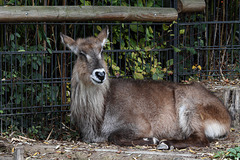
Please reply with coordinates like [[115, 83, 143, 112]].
[[90, 68, 106, 85]]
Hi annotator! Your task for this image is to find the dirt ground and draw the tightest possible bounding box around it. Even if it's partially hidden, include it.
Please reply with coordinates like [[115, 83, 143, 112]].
[[0, 127, 239, 160]]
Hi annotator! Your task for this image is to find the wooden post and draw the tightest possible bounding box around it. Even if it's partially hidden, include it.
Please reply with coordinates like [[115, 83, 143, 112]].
[[0, 6, 178, 22], [14, 146, 24, 160], [178, 0, 206, 13], [224, 88, 240, 127], [61, 0, 67, 121]]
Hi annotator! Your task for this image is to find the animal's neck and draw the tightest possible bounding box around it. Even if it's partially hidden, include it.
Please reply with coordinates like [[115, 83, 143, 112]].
[[71, 77, 109, 140]]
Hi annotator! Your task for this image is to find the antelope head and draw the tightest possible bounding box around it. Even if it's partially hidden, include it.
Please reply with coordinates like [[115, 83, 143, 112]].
[[60, 27, 109, 85]]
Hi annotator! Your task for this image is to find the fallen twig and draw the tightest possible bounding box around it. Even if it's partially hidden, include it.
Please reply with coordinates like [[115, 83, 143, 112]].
[[61, 122, 76, 132], [46, 129, 53, 141]]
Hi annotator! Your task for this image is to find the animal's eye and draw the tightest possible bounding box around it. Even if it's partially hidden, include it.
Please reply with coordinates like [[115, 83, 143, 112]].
[[79, 51, 87, 60], [101, 52, 104, 59], [79, 51, 87, 58], [80, 51, 91, 61], [80, 51, 86, 55]]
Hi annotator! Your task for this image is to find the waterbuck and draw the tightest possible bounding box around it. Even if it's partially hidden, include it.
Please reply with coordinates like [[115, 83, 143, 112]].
[[60, 26, 231, 149]]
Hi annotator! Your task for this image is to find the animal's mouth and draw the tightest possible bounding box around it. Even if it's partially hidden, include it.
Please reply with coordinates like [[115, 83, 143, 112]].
[[91, 77, 104, 84]]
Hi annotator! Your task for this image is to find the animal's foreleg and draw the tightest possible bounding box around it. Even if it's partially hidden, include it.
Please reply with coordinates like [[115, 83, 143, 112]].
[[108, 128, 158, 146]]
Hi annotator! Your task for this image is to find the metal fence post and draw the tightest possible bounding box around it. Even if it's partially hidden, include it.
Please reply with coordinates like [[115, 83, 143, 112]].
[[173, 0, 178, 82]]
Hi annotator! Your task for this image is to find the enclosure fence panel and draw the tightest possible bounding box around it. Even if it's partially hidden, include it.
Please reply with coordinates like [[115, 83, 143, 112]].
[[177, 1, 240, 81], [0, 0, 239, 139]]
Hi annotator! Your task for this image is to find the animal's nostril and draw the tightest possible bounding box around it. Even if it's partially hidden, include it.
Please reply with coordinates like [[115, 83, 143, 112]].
[[95, 71, 105, 81]]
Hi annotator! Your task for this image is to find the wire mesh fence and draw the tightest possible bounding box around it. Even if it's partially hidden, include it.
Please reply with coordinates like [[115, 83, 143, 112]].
[[177, 1, 240, 81], [0, 0, 240, 139]]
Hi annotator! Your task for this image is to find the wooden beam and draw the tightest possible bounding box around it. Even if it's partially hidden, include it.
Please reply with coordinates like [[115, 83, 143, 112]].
[[178, 0, 206, 13], [0, 6, 178, 22], [224, 88, 240, 127]]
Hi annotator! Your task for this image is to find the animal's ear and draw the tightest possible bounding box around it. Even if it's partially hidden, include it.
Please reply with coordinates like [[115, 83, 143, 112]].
[[60, 33, 79, 55], [97, 26, 109, 47]]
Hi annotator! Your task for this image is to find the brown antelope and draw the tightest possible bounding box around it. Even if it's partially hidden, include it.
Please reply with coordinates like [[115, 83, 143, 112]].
[[60, 26, 231, 149]]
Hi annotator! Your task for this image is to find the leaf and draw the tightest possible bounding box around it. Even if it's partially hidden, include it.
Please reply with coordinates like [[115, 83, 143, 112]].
[[130, 25, 138, 32], [32, 56, 37, 61], [16, 96, 21, 104], [130, 38, 137, 47], [166, 59, 173, 67], [171, 46, 181, 52], [11, 41, 15, 48], [96, 25, 102, 32], [112, 64, 120, 71], [36, 59, 42, 66], [147, 0, 154, 7], [167, 71, 173, 75], [188, 148, 196, 154], [173, 21, 177, 24], [130, 23, 144, 33], [146, 28, 153, 39], [134, 72, 144, 80], [152, 72, 164, 80], [149, 26, 153, 34], [33, 152, 40, 156], [47, 48, 52, 54], [199, 39, 204, 46], [228, 153, 236, 157], [10, 34, 14, 41], [197, 65, 202, 70], [162, 24, 169, 31], [235, 147, 240, 152], [32, 62, 39, 70], [179, 29, 185, 34], [15, 33, 21, 38], [135, 46, 141, 51], [162, 68, 167, 73], [137, 57, 142, 63], [228, 148, 237, 155], [237, 153, 240, 158], [20, 59, 26, 67], [137, 0, 143, 7], [82, 1, 91, 6], [160, 44, 165, 48], [186, 47, 197, 55], [144, 46, 152, 51], [151, 68, 156, 74], [152, 74, 158, 80], [46, 38, 51, 48], [18, 50, 25, 52]]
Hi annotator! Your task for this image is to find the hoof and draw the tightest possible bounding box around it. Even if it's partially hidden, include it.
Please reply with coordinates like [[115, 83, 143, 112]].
[[157, 142, 173, 150]]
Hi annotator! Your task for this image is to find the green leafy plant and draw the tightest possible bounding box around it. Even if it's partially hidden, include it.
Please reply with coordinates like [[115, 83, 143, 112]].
[[213, 146, 240, 159], [99, 21, 174, 80]]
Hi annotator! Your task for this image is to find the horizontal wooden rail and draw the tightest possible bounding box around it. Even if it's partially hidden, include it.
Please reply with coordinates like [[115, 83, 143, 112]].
[[178, 0, 206, 13], [0, 6, 178, 22]]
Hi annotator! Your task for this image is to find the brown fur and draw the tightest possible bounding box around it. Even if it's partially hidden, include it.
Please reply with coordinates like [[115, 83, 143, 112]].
[[60, 27, 231, 149]]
